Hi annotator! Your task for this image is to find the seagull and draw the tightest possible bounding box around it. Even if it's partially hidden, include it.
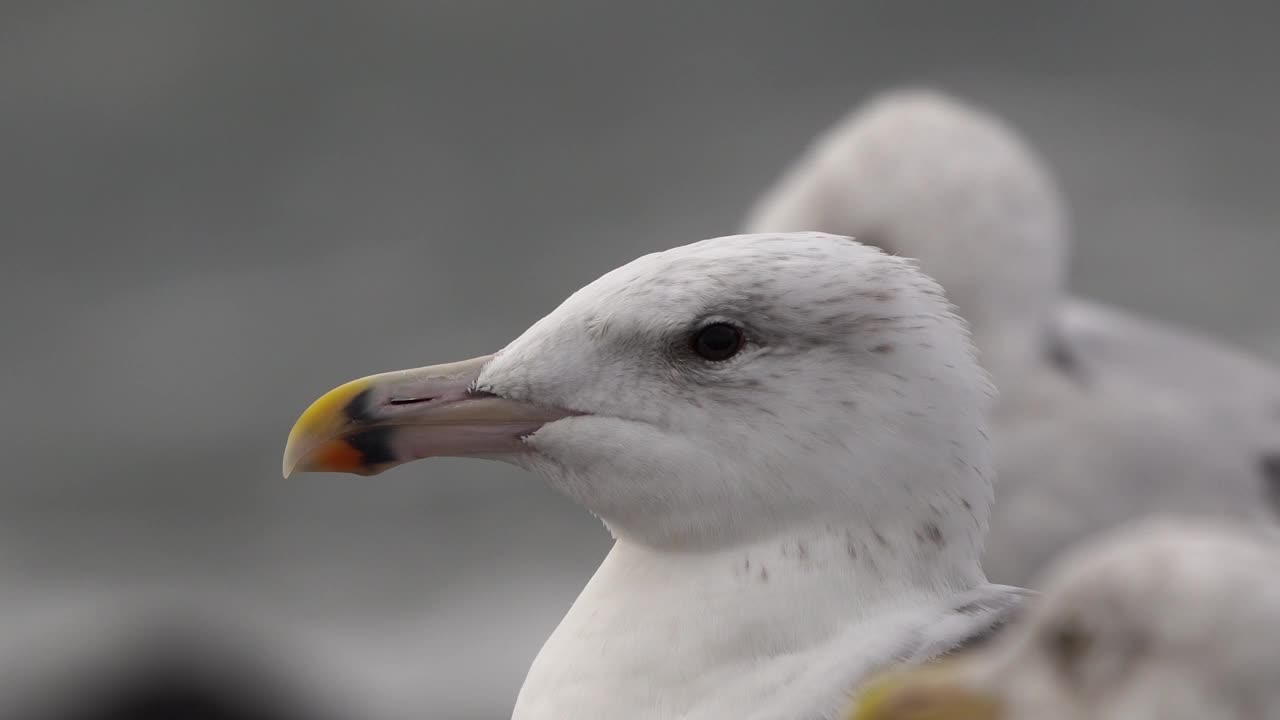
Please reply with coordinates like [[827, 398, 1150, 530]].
[[744, 89, 1280, 585], [283, 232, 1028, 720], [845, 517, 1280, 720]]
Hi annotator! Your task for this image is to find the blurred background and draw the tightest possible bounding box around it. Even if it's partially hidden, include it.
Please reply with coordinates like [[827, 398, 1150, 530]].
[[3, 2, 1278, 718]]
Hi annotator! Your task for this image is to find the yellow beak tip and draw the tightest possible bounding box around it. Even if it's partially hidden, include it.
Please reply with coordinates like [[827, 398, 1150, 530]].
[[281, 447, 307, 478], [281, 375, 379, 479]]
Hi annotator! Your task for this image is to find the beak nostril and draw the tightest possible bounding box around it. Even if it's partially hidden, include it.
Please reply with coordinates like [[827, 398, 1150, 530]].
[[388, 396, 436, 406]]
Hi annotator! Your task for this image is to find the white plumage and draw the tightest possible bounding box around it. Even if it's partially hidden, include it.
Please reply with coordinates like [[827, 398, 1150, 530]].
[[286, 232, 1028, 719], [745, 89, 1280, 585], [497, 234, 1025, 719]]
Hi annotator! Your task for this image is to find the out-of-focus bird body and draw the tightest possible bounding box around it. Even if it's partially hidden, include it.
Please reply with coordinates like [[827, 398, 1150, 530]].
[[746, 89, 1280, 585], [847, 518, 1280, 720]]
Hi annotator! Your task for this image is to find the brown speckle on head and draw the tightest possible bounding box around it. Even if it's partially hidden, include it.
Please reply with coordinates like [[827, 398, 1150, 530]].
[[918, 522, 944, 548], [926, 522, 944, 545], [871, 343, 895, 354]]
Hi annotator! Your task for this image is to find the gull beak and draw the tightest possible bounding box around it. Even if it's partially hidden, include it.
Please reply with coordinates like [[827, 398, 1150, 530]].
[[282, 354, 578, 477], [847, 663, 1003, 720]]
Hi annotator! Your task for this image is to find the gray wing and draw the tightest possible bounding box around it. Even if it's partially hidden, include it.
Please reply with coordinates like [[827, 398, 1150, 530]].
[[983, 298, 1280, 586], [1059, 298, 1280, 414]]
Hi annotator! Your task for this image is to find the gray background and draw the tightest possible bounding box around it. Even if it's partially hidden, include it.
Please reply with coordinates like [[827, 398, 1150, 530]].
[[2, 2, 1278, 718]]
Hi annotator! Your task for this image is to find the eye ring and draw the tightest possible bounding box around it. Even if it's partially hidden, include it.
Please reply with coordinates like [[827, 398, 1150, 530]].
[[690, 322, 745, 362]]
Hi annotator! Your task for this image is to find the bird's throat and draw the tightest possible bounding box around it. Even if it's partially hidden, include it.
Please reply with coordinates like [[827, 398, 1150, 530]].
[[512, 525, 982, 720]]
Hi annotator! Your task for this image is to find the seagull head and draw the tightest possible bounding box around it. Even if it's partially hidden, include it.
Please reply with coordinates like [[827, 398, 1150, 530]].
[[847, 518, 1280, 720], [284, 232, 993, 557], [745, 89, 1069, 385]]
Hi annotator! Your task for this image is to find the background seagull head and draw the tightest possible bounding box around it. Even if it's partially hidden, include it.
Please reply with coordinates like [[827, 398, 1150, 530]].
[[850, 517, 1280, 720], [285, 232, 993, 572], [745, 89, 1070, 387]]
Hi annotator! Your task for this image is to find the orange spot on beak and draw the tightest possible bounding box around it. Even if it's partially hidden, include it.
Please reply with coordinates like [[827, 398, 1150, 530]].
[[304, 439, 367, 475]]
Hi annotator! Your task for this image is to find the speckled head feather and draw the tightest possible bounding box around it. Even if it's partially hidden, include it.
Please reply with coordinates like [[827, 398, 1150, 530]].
[[481, 232, 994, 561]]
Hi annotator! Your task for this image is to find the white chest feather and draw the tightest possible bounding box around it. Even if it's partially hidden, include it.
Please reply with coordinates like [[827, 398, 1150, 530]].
[[513, 531, 997, 720]]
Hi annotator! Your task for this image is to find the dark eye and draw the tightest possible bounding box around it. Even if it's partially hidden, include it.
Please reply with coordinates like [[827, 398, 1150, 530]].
[[691, 323, 745, 362]]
